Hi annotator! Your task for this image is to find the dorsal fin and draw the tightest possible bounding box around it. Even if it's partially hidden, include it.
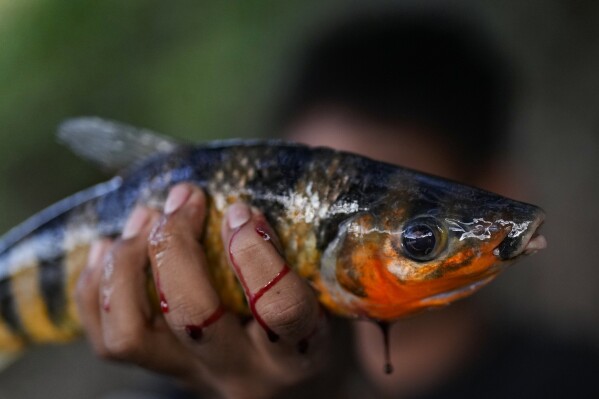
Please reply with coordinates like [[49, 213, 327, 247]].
[[57, 117, 181, 173]]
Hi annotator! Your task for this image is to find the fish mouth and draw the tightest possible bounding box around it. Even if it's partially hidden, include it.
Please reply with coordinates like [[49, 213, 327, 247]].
[[522, 231, 547, 255], [495, 210, 546, 260]]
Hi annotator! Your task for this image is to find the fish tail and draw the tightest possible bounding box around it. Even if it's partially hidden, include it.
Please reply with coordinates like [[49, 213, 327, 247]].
[[0, 239, 93, 351], [0, 179, 124, 351]]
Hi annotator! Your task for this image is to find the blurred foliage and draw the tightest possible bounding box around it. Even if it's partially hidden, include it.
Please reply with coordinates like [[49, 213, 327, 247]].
[[0, 0, 332, 232]]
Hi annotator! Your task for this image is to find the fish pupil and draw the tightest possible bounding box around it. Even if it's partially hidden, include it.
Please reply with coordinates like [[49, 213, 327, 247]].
[[402, 223, 437, 261]]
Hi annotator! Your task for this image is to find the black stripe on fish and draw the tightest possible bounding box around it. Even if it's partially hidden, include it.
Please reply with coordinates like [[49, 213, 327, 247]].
[[245, 145, 316, 219], [0, 278, 24, 336], [184, 144, 316, 221], [317, 154, 397, 251], [95, 187, 138, 237], [39, 255, 66, 326]]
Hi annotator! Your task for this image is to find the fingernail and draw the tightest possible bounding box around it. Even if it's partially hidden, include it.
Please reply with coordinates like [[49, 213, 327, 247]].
[[227, 203, 251, 229], [164, 184, 192, 215], [122, 207, 150, 240], [87, 241, 105, 268]]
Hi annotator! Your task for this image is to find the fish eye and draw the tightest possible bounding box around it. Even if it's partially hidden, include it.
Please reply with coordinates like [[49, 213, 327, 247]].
[[400, 217, 445, 262]]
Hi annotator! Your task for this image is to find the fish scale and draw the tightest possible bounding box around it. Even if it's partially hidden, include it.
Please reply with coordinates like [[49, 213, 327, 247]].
[[0, 117, 546, 353], [0, 142, 362, 348]]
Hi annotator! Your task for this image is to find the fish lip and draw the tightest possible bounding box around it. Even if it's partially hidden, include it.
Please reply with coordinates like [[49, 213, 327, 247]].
[[495, 210, 546, 260], [523, 233, 547, 254]]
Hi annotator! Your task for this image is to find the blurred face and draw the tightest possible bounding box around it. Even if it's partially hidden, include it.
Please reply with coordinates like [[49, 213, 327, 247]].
[[286, 107, 522, 197], [286, 108, 462, 181]]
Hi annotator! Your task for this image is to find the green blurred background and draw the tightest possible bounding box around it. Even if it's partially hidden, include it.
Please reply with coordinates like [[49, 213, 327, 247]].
[[0, 1, 598, 398], [0, 0, 322, 232]]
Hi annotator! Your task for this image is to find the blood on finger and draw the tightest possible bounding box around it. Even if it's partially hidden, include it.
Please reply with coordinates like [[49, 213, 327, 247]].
[[102, 299, 111, 313], [155, 273, 169, 313], [102, 287, 111, 312], [255, 224, 284, 255], [256, 226, 271, 241], [184, 304, 226, 342], [297, 306, 327, 354], [228, 227, 291, 343], [251, 266, 291, 342]]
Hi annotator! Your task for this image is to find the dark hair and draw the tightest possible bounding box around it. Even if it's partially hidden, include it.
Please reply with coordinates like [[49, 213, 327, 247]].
[[277, 9, 515, 167]]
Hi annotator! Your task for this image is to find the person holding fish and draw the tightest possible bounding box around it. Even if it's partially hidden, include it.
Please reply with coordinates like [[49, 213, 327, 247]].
[[6, 8, 584, 399], [69, 11, 547, 398]]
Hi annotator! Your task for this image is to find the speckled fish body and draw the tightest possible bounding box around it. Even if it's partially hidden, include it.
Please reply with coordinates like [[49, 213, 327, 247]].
[[0, 120, 545, 352]]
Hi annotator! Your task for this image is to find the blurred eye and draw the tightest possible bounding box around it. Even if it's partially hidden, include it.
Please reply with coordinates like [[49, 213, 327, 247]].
[[400, 217, 445, 262]]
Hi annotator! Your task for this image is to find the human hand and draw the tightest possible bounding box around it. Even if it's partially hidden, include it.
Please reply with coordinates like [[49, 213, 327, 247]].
[[75, 183, 330, 399]]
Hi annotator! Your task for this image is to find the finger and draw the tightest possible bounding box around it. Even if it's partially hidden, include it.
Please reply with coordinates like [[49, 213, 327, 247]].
[[75, 238, 113, 358], [222, 203, 330, 381], [222, 203, 322, 348], [99, 206, 193, 375], [148, 183, 250, 371]]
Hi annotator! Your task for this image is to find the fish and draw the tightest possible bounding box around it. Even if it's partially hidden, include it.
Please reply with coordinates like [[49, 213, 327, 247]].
[[0, 117, 546, 354]]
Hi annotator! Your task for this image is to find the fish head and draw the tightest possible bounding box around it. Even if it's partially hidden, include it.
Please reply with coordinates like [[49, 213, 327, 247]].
[[320, 172, 546, 321]]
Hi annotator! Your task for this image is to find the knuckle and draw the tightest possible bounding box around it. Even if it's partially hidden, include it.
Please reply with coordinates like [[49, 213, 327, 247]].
[[230, 235, 262, 259], [166, 300, 220, 335], [165, 230, 194, 249], [111, 238, 139, 262], [149, 227, 194, 256], [167, 300, 208, 326], [260, 296, 312, 337], [166, 299, 196, 322]]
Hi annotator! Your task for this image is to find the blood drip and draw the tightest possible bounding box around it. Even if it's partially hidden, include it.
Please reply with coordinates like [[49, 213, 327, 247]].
[[160, 297, 169, 313], [229, 228, 290, 342], [155, 273, 169, 313], [185, 305, 226, 342], [102, 295, 110, 313], [378, 321, 394, 374], [185, 325, 203, 341], [249, 266, 290, 342]]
